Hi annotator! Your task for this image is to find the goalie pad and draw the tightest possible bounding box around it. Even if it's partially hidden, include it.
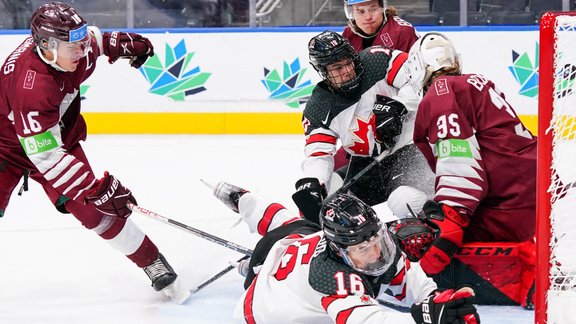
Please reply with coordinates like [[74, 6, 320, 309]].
[[434, 241, 535, 306]]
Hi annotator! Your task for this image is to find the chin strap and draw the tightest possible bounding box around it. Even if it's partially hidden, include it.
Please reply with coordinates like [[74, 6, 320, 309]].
[[36, 46, 67, 72]]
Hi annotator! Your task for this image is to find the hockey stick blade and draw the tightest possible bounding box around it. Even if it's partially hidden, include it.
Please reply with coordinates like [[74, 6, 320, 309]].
[[190, 255, 250, 294], [129, 203, 253, 256]]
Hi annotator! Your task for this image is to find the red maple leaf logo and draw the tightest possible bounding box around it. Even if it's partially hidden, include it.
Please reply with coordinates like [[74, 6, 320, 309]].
[[347, 115, 375, 155]]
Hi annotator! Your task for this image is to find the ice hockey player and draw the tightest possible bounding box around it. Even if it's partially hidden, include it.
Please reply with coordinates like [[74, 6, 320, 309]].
[[334, 0, 420, 170], [396, 32, 537, 307], [0, 2, 187, 303], [293, 30, 434, 223], [210, 181, 480, 324], [342, 0, 419, 53]]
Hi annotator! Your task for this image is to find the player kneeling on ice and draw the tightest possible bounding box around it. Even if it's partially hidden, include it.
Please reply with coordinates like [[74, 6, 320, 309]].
[[209, 182, 479, 324], [293, 30, 436, 225], [0, 2, 187, 303], [393, 32, 538, 308]]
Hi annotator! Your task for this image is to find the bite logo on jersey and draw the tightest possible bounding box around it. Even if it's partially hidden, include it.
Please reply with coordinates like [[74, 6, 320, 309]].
[[140, 39, 211, 101], [19, 131, 58, 155], [261, 58, 316, 108], [508, 43, 539, 98], [437, 139, 472, 159]]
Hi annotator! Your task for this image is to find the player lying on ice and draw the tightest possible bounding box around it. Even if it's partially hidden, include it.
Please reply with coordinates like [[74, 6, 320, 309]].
[[390, 32, 537, 308], [208, 181, 480, 324], [0, 1, 187, 303]]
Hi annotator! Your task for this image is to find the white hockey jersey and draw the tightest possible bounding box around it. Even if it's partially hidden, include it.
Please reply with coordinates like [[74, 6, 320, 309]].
[[233, 193, 437, 323], [301, 47, 420, 190]]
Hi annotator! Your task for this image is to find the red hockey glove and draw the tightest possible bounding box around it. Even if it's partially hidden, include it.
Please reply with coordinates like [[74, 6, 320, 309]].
[[411, 287, 480, 324], [389, 218, 437, 262], [102, 31, 154, 68], [418, 200, 469, 275], [84, 172, 137, 218]]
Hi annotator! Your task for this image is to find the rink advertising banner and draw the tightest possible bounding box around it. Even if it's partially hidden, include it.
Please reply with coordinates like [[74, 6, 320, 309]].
[[0, 27, 539, 134]]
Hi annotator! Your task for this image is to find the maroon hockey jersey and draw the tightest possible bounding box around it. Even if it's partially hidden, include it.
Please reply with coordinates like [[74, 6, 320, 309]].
[[413, 74, 536, 242], [0, 35, 100, 202], [343, 15, 419, 53]]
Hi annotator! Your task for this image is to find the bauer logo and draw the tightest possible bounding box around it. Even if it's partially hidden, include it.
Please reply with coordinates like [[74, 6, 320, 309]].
[[437, 139, 472, 159], [261, 58, 316, 108], [139, 39, 211, 101], [508, 43, 539, 98]]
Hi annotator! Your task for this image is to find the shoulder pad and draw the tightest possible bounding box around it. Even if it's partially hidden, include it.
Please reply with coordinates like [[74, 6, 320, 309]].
[[304, 83, 356, 127], [308, 239, 376, 296], [358, 48, 391, 91]]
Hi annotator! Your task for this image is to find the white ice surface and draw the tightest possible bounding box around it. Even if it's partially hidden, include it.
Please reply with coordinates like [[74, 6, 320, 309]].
[[0, 135, 534, 324]]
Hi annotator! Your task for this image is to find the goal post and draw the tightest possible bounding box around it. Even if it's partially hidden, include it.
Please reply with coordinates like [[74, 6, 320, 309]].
[[537, 11, 576, 324]]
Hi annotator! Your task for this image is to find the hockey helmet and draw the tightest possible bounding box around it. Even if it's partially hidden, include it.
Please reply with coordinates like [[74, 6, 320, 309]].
[[320, 194, 396, 276], [308, 30, 364, 95], [405, 32, 461, 98], [31, 1, 91, 61], [344, 0, 386, 20]]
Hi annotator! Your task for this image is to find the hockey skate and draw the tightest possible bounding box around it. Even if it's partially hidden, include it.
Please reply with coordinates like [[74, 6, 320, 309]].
[[201, 180, 248, 213], [144, 253, 190, 304]]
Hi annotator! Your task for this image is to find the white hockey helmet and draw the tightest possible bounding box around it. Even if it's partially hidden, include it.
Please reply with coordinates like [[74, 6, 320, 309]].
[[405, 32, 461, 97]]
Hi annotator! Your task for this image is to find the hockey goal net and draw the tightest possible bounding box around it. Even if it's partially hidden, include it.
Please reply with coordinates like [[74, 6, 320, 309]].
[[537, 11, 576, 324]]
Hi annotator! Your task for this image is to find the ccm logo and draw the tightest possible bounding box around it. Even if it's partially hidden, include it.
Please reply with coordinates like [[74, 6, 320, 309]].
[[94, 178, 120, 205], [457, 246, 515, 256]]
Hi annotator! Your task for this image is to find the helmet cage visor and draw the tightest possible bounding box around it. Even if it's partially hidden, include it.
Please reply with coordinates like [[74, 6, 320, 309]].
[[339, 227, 396, 276]]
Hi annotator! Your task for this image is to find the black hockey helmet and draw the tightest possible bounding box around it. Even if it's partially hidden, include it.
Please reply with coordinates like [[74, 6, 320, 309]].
[[308, 30, 364, 95], [31, 1, 88, 47], [320, 193, 381, 247], [320, 194, 397, 276]]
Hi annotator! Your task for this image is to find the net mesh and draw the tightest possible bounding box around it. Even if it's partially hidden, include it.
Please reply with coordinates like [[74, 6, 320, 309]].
[[548, 15, 576, 294]]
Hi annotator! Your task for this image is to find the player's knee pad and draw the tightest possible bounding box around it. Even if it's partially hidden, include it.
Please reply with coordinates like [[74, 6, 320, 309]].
[[327, 172, 344, 196], [387, 185, 429, 218]]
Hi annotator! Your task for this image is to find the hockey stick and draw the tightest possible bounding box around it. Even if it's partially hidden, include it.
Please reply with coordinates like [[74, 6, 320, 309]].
[[190, 255, 250, 294], [323, 149, 389, 203], [128, 203, 253, 256]]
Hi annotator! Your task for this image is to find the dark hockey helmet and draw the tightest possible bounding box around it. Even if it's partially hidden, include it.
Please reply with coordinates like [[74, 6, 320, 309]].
[[320, 194, 381, 247], [320, 194, 396, 276], [31, 2, 88, 47], [308, 30, 364, 95]]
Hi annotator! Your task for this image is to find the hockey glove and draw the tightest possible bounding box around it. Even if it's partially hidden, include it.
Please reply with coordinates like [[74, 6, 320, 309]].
[[373, 95, 408, 149], [418, 200, 469, 275], [84, 172, 137, 219], [411, 287, 480, 324], [102, 31, 154, 68], [292, 177, 326, 225], [389, 218, 437, 262]]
